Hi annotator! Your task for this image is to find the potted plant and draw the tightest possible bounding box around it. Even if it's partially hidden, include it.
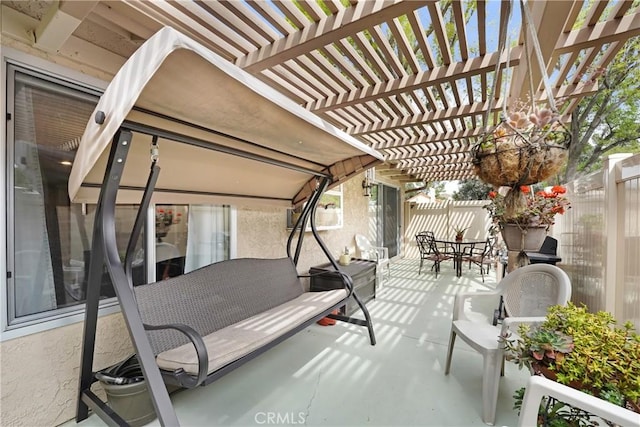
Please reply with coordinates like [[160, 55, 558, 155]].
[[485, 185, 570, 251], [453, 226, 468, 241], [501, 303, 640, 424]]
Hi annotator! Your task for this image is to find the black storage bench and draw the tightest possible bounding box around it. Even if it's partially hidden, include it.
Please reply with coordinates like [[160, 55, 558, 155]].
[[310, 259, 376, 316]]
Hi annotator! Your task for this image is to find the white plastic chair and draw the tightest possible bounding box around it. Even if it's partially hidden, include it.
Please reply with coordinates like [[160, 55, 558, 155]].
[[444, 263, 572, 425], [355, 234, 390, 284], [518, 375, 640, 427]]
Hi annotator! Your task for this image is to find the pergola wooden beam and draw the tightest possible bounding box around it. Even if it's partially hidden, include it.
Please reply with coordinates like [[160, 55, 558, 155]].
[[236, 1, 431, 71]]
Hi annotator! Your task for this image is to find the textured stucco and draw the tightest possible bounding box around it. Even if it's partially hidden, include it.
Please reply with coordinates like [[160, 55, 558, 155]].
[[0, 313, 133, 426], [236, 175, 372, 276], [0, 175, 373, 426]]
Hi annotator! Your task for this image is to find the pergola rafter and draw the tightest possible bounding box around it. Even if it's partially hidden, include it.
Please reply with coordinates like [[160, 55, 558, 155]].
[[3, 0, 638, 184]]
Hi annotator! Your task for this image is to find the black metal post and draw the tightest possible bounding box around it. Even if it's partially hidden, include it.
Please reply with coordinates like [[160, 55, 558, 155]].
[[124, 162, 160, 288], [99, 130, 179, 426], [76, 130, 180, 426]]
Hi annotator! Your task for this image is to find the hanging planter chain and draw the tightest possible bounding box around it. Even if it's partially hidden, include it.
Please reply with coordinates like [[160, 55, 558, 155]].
[[472, 0, 571, 189]]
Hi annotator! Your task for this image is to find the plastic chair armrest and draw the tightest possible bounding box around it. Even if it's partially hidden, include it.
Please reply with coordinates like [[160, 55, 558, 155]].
[[372, 246, 388, 260], [453, 290, 501, 321], [518, 376, 640, 427]]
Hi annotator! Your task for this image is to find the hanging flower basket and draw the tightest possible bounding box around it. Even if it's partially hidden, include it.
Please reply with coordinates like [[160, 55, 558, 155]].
[[471, 0, 571, 189], [472, 125, 570, 187], [472, 110, 571, 187]]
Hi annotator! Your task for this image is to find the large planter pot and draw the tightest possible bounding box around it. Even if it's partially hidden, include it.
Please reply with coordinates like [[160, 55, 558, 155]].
[[101, 379, 156, 427], [501, 224, 547, 251]]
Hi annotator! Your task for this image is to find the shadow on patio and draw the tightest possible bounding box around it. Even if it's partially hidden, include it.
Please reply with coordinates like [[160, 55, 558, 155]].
[[74, 258, 530, 427]]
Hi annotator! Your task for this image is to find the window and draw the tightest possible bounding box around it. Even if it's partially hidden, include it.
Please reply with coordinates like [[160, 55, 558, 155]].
[[287, 185, 343, 231], [154, 204, 231, 281], [6, 64, 114, 325], [4, 63, 234, 336]]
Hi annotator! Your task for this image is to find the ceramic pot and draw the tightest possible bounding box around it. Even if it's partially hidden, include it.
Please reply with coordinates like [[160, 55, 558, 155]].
[[501, 224, 546, 251]]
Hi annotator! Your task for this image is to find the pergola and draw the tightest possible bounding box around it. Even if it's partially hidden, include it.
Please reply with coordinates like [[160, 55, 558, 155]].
[[3, 0, 639, 183]]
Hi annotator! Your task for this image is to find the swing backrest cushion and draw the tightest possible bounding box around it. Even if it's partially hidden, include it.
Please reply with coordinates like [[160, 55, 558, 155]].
[[134, 257, 304, 355]]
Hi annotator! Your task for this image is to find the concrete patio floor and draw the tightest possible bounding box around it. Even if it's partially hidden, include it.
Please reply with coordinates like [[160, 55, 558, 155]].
[[71, 258, 531, 427]]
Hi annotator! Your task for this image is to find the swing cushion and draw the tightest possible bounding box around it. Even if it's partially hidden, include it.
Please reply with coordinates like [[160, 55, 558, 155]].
[[135, 258, 306, 354], [134, 257, 350, 381], [155, 289, 346, 375]]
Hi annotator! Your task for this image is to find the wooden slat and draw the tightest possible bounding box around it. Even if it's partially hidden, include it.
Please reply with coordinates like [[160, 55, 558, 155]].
[[353, 32, 395, 81], [124, 0, 242, 60], [237, 1, 429, 71], [350, 99, 502, 136], [407, 8, 436, 69], [337, 38, 382, 84], [272, 1, 310, 29], [585, 0, 610, 27], [309, 47, 522, 113], [555, 12, 640, 54], [219, 1, 280, 43], [245, 1, 296, 36], [369, 25, 408, 77], [171, 1, 258, 53], [426, 1, 453, 65], [295, 0, 326, 23], [452, 0, 469, 60], [389, 17, 421, 74], [477, 0, 487, 56], [197, 1, 273, 47]]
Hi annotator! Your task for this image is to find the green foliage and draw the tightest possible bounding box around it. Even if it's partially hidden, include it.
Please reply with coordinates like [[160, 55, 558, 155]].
[[565, 36, 640, 181], [502, 302, 640, 418], [513, 386, 600, 427], [452, 179, 492, 201]]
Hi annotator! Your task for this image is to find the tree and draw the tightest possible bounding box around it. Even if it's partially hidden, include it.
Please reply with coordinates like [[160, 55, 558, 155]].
[[452, 179, 492, 201], [563, 37, 640, 182]]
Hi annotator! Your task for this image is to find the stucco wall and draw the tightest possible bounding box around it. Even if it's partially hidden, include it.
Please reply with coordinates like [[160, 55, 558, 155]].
[[237, 175, 371, 274], [0, 175, 371, 426], [0, 314, 133, 426]]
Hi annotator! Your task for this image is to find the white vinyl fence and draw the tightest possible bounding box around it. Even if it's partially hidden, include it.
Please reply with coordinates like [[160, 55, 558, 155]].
[[404, 200, 491, 259], [558, 153, 640, 326]]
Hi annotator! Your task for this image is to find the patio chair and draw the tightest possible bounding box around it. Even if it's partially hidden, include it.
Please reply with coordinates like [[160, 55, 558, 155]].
[[444, 264, 571, 425], [461, 237, 497, 282], [355, 234, 390, 284], [415, 232, 451, 277]]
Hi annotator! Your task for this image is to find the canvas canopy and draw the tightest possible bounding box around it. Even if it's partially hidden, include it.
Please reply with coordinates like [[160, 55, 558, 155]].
[[69, 26, 383, 207]]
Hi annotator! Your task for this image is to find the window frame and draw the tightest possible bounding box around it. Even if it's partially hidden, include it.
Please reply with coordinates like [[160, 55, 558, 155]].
[[1, 49, 237, 341], [1, 50, 112, 341]]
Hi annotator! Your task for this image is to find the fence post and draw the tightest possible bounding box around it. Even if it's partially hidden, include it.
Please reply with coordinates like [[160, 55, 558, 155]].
[[603, 154, 632, 317]]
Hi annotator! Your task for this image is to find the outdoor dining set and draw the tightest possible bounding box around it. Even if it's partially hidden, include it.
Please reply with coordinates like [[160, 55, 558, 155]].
[[415, 231, 497, 281]]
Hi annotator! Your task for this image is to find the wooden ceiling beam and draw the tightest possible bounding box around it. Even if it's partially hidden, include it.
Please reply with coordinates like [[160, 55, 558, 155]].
[[236, 0, 431, 71], [555, 11, 640, 54], [35, 1, 98, 51], [308, 47, 522, 113], [508, 1, 575, 105]]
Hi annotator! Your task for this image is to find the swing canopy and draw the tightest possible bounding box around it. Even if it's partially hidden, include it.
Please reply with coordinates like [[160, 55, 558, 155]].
[[68, 26, 383, 207]]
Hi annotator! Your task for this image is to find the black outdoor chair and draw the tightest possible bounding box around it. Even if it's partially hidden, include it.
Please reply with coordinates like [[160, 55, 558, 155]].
[[416, 232, 451, 277], [461, 237, 496, 282]]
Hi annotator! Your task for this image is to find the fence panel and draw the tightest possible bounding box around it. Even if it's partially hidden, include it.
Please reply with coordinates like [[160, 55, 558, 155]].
[[619, 156, 640, 326], [404, 200, 490, 259], [560, 153, 640, 325]]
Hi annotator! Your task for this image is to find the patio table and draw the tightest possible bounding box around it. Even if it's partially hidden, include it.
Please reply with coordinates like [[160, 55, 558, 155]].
[[435, 239, 486, 277]]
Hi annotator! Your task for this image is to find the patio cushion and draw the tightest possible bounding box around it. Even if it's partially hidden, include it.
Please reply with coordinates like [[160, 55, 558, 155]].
[[156, 289, 347, 375]]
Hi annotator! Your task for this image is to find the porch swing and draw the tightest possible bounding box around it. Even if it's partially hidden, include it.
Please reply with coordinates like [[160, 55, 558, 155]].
[[71, 26, 383, 426]]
